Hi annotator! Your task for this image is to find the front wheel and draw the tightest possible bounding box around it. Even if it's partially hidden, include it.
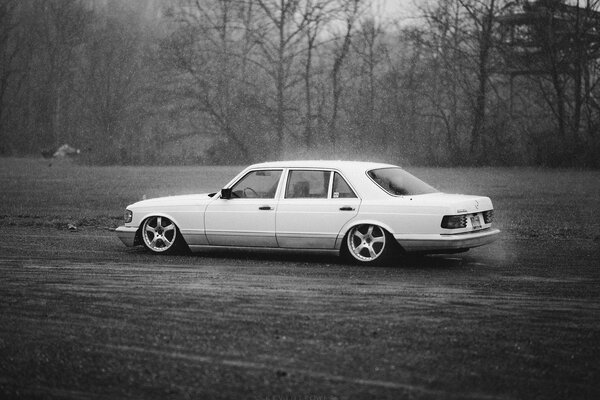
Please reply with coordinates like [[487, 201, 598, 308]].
[[345, 224, 395, 264], [141, 216, 184, 254]]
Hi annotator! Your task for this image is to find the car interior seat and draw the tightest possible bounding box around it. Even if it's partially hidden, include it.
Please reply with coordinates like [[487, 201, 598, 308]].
[[293, 181, 310, 197]]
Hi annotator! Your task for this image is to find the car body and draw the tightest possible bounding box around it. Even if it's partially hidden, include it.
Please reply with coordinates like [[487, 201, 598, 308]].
[[116, 161, 499, 264]]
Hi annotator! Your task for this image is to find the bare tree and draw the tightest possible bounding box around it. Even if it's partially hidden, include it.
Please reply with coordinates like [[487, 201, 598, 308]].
[[164, 0, 261, 162], [300, 0, 336, 151], [33, 0, 90, 149], [499, 0, 600, 164], [76, 6, 153, 164], [459, 0, 500, 159], [250, 0, 312, 157], [350, 15, 387, 152], [0, 0, 26, 154], [328, 0, 362, 150], [417, 0, 471, 162]]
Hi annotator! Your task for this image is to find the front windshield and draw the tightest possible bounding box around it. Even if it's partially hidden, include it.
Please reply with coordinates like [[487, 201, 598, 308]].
[[367, 168, 438, 196]]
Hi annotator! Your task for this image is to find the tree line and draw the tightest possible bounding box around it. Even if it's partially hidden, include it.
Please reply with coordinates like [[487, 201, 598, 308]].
[[1, 0, 598, 167]]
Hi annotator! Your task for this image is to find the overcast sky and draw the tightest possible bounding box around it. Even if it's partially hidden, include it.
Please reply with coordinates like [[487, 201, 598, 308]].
[[373, 0, 420, 23]]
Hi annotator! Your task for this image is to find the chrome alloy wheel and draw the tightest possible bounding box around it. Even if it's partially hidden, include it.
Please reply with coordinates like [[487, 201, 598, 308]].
[[347, 224, 387, 263], [142, 216, 178, 253]]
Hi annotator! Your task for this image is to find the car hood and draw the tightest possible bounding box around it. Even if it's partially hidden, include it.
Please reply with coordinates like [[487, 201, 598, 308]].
[[128, 193, 215, 208], [409, 192, 494, 214]]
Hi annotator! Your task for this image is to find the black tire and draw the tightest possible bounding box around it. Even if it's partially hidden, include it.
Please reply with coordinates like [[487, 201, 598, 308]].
[[344, 224, 397, 265], [141, 216, 187, 254]]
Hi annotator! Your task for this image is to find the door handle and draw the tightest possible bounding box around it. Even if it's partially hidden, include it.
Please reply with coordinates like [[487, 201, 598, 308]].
[[259, 206, 273, 210], [339, 206, 355, 211]]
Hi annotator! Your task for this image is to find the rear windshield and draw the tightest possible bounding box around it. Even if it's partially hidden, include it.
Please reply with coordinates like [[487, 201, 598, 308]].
[[367, 168, 438, 196]]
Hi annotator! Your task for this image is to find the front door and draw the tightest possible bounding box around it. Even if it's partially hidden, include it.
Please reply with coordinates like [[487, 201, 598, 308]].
[[205, 169, 282, 247]]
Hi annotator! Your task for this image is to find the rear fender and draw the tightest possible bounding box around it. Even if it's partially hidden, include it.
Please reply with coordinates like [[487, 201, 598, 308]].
[[335, 219, 396, 250]]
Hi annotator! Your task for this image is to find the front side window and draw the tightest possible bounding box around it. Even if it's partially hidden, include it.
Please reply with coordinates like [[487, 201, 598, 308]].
[[230, 169, 282, 198], [368, 168, 438, 196], [285, 170, 331, 198]]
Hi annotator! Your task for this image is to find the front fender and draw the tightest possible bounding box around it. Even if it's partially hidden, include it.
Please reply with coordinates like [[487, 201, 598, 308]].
[[132, 209, 208, 246]]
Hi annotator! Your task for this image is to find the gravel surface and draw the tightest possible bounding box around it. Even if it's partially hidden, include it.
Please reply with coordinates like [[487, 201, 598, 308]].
[[1, 226, 598, 399]]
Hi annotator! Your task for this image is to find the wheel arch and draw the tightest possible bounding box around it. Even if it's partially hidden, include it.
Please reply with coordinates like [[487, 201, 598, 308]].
[[136, 211, 182, 228], [335, 219, 401, 251], [136, 212, 189, 247]]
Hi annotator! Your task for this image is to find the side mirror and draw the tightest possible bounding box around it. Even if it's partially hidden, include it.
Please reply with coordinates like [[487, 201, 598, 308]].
[[221, 188, 232, 199]]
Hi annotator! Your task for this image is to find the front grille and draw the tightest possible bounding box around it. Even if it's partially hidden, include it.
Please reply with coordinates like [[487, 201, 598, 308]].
[[482, 210, 494, 224]]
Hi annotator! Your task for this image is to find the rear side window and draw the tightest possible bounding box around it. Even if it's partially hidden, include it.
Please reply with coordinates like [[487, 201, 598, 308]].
[[368, 168, 438, 196], [332, 172, 357, 198], [285, 170, 331, 198]]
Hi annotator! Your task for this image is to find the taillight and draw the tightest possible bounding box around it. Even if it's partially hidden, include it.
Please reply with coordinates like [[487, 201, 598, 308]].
[[441, 215, 467, 229], [483, 210, 494, 224]]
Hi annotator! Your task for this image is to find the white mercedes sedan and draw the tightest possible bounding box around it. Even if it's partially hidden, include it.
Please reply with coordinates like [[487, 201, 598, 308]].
[[116, 161, 499, 264]]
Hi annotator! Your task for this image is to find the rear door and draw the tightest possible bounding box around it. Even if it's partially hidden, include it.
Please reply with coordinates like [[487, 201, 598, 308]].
[[276, 170, 360, 249]]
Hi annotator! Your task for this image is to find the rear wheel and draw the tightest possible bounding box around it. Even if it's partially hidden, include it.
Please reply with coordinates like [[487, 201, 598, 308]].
[[141, 216, 184, 254], [345, 224, 395, 264]]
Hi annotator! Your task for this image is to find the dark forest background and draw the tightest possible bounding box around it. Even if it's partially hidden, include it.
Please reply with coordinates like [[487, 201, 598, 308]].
[[1, 0, 599, 167]]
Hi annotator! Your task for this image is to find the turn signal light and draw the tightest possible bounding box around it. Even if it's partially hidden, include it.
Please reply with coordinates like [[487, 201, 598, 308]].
[[441, 215, 467, 229], [124, 209, 133, 223]]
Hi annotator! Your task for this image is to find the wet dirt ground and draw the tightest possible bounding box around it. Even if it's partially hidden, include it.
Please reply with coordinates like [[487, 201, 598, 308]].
[[1, 225, 598, 399]]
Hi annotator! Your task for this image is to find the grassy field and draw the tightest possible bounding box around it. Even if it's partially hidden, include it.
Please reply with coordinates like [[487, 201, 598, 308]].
[[1, 157, 599, 242], [0, 158, 239, 229]]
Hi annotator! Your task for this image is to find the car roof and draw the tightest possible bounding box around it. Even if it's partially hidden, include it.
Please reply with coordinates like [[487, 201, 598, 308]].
[[246, 160, 397, 173]]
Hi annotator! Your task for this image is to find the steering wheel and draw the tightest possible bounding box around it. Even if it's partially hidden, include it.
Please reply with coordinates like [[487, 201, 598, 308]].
[[243, 187, 258, 198]]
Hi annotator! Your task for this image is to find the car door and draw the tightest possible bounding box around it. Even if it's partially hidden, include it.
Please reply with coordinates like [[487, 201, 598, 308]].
[[204, 169, 282, 247], [276, 170, 360, 249]]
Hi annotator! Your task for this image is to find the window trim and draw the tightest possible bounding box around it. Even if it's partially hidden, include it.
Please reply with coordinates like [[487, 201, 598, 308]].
[[284, 169, 332, 199], [280, 168, 361, 200]]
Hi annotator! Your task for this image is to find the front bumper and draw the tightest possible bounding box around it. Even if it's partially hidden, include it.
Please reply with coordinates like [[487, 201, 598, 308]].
[[116, 226, 139, 247], [395, 228, 500, 253]]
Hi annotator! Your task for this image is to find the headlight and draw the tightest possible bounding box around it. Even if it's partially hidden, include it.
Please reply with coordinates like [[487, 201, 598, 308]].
[[124, 209, 133, 223]]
